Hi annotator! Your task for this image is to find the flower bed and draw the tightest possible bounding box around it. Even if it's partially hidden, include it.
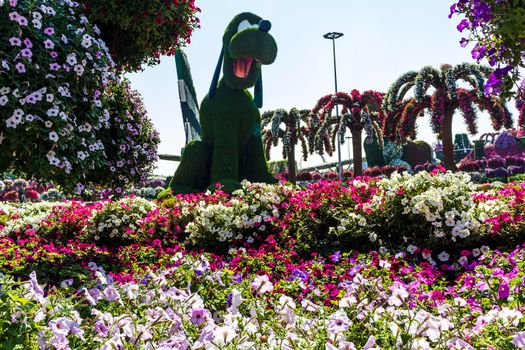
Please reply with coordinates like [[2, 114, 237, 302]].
[[0, 171, 524, 348], [1, 242, 524, 348]]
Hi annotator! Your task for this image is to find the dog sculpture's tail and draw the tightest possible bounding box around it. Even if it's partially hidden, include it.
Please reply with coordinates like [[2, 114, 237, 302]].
[[175, 49, 201, 144]]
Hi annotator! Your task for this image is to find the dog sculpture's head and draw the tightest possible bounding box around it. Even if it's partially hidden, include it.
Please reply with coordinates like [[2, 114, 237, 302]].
[[209, 12, 278, 108]]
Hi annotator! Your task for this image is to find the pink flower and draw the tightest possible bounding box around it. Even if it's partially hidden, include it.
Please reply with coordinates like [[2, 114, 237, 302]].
[[9, 0, 17, 6]]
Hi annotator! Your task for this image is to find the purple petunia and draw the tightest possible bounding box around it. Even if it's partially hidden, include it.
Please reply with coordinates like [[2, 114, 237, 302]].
[[23, 38, 32, 48], [43, 27, 55, 35], [9, 37, 22, 46], [43, 39, 54, 49], [456, 19, 471, 32], [20, 48, 32, 58], [15, 62, 26, 73]]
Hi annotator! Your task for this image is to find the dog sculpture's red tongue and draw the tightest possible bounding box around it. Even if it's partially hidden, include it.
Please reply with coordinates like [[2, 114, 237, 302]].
[[234, 58, 253, 78]]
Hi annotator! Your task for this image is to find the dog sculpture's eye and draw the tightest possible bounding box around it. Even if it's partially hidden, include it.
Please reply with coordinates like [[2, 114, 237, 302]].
[[237, 19, 258, 33]]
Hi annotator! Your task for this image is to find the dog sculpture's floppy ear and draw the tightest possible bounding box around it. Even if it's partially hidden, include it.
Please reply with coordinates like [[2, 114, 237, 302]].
[[253, 70, 263, 108], [208, 47, 224, 98]]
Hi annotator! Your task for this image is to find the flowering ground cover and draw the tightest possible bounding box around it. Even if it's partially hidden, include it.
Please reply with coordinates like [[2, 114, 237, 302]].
[[1, 171, 524, 348]]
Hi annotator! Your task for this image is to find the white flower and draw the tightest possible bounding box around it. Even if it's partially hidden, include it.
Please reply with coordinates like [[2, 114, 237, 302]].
[[339, 295, 357, 308], [213, 325, 236, 347], [251, 274, 273, 294], [388, 282, 408, 306], [437, 251, 449, 262], [49, 131, 58, 142], [407, 245, 418, 254]]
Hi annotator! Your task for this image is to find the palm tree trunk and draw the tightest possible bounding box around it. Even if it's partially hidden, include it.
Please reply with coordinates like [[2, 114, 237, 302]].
[[352, 129, 362, 176], [287, 143, 296, 184], [440, 108, 457, 171]]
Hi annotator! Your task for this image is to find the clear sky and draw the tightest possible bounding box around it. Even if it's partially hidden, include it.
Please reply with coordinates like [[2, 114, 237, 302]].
[[127, 0, 519, 176]]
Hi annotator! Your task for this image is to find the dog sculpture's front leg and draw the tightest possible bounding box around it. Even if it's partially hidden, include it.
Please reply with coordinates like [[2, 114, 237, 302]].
[[208, 121, 242, 193]]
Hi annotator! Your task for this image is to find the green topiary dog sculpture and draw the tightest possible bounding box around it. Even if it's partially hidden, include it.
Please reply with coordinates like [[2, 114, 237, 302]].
[[168, 12, 278, 194]]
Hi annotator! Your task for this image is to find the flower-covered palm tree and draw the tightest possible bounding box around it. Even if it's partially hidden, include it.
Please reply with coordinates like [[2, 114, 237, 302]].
[[309, 90, 384, 176], [383, 63, 513, 171], [261, 108, 310, 184]]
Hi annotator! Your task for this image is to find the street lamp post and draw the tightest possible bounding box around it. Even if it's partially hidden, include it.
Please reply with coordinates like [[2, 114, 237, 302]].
[[345, 136, 351, 163], [323, 31, 344, 180]]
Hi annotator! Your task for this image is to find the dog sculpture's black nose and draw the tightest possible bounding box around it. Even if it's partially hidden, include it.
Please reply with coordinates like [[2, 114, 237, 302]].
[[258, 20, 271, 32]]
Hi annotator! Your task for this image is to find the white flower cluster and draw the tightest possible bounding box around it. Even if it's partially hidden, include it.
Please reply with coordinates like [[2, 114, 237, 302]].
[[0, 201, 58, 236], [185, 181, 283, 245], [381, 171, 482, 241], [86, 197, 156, 242]]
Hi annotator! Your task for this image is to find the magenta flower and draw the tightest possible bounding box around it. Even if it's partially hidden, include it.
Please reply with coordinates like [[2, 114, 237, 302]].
[[498, 282, 509, 299]]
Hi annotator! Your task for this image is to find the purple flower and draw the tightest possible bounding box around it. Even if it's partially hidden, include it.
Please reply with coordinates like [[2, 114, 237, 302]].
[[23, 38, 32, 48], [103, 285, 120, 301], [20, 48, 32, 58], [9, 0, 17, 7], [15, 62, 26, 73], [471, 44, 486, 61], [190, 309, 211, 326], [457, 19, 471, 32], [8, 11, 20, 21], [43, 39, 54, 49], [43, 27, 55, 35], [9, 37, 22, 46], [498, 282, 509, 299], [472, 1, 492, 23], [331, 250, 342, 263], [232, 273, 242, 283], [94, 320, 109, 337], [50, 51, 58, 58], [484, 72, 503, 96], [292, 269, 309, 281], [17, 16, 28, 26], [49, 63, 61, 71], [459, 38, 469, 48], [448, 3, 457, 18]]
